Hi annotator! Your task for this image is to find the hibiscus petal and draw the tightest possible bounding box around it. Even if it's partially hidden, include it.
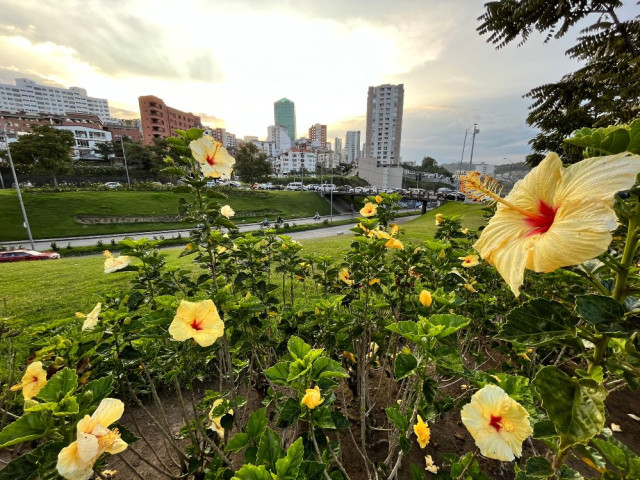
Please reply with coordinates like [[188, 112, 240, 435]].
[[477, 431, 515, 462], [77, 431, 100, 465], [169, 316, 195, 341], [57, 442, 95, 480], [105, 437, 128, 455], [557, 152, 640, 206], [91, 398, 125, 428], [193, 327, 224, 347], [506, 152, 563, 210]]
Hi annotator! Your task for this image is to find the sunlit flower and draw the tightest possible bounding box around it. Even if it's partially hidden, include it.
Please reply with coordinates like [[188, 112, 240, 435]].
[[358, 222, 370, 233], [369, 342, 379, 356], [369, 278, 381, 285], [425, 455, 439, 474], [409, 267, 421, 278], [390, 223, 400, 236], [57, 398, 127, 480], [371, 228, 391, 240], [220, 205, 235, 218], [81, 303, 101, 331], [385, 238, 404, 249], [464, 284, 477, 293], [419, 290, 432, 307], [413, 415, 431, 448], [11, 361, 47, 400], [435, 213, 444, 225], [460, 384, 532, 461], [360, 203, 378, 217], [209, 399, 233, 438], [339, 268, 354, 286], [216, 246, 227, 254], [375, 195, 383, 203], [343, 351, 356, 364], [103, 251, 132, 274], [459, 255, 479, 268], [169, 299, 225, 347], [189, 135, 235, 179], [461, 228, 469, 234], [301, 386, 323, 409], [469, 152, 640, 296]]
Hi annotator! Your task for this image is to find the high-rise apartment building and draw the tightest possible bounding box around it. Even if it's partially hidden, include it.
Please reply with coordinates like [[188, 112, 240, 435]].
[[334, 137, 342, 153], [267, 125, 292, 154], [364, 83, 404, 165], [0, 78, 112, 122], [308, 123, 327, 149], [138, 95, 201, 145], [274, 98, 296, 143], [345, 131, 361, 164]]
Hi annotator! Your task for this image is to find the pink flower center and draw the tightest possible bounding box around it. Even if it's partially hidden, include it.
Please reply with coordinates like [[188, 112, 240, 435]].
[[489, 414, 502, 432], [524, 200, 558, 236], [190, 318, 204, 331]]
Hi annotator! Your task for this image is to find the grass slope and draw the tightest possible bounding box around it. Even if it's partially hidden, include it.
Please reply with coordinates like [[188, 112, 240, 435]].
[[0, 190, 333, 241]]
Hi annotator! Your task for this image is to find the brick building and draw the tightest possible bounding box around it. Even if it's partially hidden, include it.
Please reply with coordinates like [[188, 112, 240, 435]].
[[138, 95, 201, 145]]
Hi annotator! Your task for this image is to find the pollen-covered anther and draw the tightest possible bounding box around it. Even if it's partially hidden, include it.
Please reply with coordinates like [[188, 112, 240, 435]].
[[459, 171, 503, 204]]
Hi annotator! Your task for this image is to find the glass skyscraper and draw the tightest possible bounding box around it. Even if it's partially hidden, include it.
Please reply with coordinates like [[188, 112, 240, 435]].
[[274, 98, 296, 143]]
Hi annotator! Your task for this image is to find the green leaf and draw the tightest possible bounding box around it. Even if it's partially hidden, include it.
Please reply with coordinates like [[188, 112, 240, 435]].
[[226, 433, 250, 453], [232, 464, 272, 480], [576, 295, 627, 335], [591, 437, 630, 472], [394, 353, 418, 379], [277, 398, 301, 428], [256, 427, 283, 470], [385, 406, 409, 432], [0, 413, 47, 448], [246, 408, 268, 439], [264, 362, 290, 385], [533, 366, 607, 449], [275, 438, 304, 480], [523, 456, 553, 477], [287, 359, 311, 382], [300, 460, 326, 480], [311, 357, 348, 380], [499, 299, 577, 346], [53, 396, 79, 416], [0, 441, 64, 480], [434, 345, 465, 375], [288, 336, 311, 360], [409, 462, 425, 480], [80, 376, 113, 409], [312, 407, 336, 429], [425, 314, 470, 338], [37, 367, 78, 403]]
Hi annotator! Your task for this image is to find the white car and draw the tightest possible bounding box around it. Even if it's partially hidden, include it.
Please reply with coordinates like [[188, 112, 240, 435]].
[[305, 184, 320, 191], [286, 182, 304, 191], [354, 187, 366, 194], [319, 184, 336, 192], [105, 182, 121, 189]]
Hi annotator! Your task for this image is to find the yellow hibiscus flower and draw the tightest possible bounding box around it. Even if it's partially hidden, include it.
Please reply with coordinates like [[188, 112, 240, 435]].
[[56, 398, 127, 480], [460, 384, 532, 462], [301, 386, 323, 409], [11, 361, 47, 400], [339, 268, 354, 286], [425, 455, 439, 474], [81, 303, 101, 331], [385, 238, 404, 249], [103, 251, 132, 274], [464, 283, 477, 293], [375, 195, 383, 203], [435, 213, 444, 225], [459, 255, 479, 268], [169, 299, 225, 347], [467, 152, 640, 296], [209, 398, 233, 438], [189, 135, 235, 179], [360, 203, 378, 217], [390, 223, 400, 236], [220, 205, 235, 218], [369, 278, 381, 285], [419, 290, 432, 307], [413, 415, 431, 448]]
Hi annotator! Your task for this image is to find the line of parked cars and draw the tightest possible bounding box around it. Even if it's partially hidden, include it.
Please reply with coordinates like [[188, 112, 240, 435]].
[[0, 249, 60, 263]]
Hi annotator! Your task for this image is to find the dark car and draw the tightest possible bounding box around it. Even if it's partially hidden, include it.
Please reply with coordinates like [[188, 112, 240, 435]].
[[0, 249, 61, 263], [336, 185, 353, 193]]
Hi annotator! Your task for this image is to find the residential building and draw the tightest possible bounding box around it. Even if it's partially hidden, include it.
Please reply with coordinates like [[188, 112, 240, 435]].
[[345, 131, 361, 164], [273, 98, 296, 143], [138, 95, 201, 145], [267, 125, 292, 154], [0, 78, 112, 122], [309, 123, 327, 149], [317, 151, 341, 169], [251, 140, 278, 157], [364, 83, 404, 166], [334, 137, 342, 153], [276, 148, 316, 174], [103, 119, 142, 143], [243, 135, 258, 142]]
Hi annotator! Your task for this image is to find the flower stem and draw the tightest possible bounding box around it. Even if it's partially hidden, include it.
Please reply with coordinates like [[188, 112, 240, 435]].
[[456, 448, 479, 480]]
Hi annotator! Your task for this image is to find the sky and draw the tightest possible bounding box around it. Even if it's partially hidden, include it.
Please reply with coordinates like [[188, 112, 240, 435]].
[[0, 0, 632, 165]]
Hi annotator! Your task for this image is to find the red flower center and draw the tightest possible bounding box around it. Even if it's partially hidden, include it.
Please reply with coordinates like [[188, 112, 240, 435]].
[[524, 200, 558, 236], [206, 155, 216, 166], [489, 415, 502, 432], [190, 318, 204, 331], [31, 376, 39, 383]]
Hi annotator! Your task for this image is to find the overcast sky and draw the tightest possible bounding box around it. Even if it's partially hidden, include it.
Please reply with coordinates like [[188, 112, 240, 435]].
[[0, 0, 634, 165]]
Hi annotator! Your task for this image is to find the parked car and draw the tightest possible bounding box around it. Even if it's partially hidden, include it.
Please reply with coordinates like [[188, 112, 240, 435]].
[[206, 180, 218, 187], [353, 186, 367, 194], [366, 186, 379, 194], [0, 250, 60, 263], [409, 188, 426, 196], [445, 191, 467, 201], [286, 182, 304, 191], [256, 182, 274, 190], [305, 184, 320, 191], [227, 181, 242, 188], [319, 184, 337, 192], [437, 187, 453, 194], [104, 182, 121, 189], [272, 184, 284, 190], [336, 185, 353, 193]]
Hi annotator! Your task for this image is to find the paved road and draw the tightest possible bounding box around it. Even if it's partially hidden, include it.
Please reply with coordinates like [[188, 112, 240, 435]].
[[288, 215, 418, 241], [2, 211, 421, 250]]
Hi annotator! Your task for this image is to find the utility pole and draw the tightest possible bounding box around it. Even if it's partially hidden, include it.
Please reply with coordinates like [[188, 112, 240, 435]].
[[469, 124, 479, 170], [330, 168, 334, 222], [459, 128, 469, 172], [4, 126, 35, 249], [120, 136, 131, 186]]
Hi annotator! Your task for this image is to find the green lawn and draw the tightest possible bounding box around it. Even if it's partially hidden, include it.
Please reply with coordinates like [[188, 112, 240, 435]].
[[0, 190, 333, 241]]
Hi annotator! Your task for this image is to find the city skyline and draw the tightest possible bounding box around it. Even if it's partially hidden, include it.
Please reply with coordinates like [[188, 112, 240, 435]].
[[1, 0, 637, 165]]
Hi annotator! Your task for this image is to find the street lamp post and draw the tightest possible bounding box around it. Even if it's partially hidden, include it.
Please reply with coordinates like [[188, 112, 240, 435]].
[[330, 168, 334, 222], [469, 124, 480, 170], [120, 136, 131, 186], [4, 126, 35, 249]]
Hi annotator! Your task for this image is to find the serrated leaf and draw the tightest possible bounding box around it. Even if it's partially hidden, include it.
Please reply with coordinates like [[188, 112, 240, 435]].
[[312, 407, 335, 429], [523, 456, 553, 477], [37, 367, 78, 403], [264, 362, 290, 385], [275, 438, 304, 480], [499, 299, 577, 346], [0, 413, 47, 448], [533, 366, 607, 449], [277, 398, 301, 428], [425, 314, 470, 338], [246, 408, 267, 439], [232, 464, 272, 480], [0, 441, 64, 480], [256, 427, 283, 471], [288, 336, 311, 360], [226, 433, 250, 453], [311, 357, 348, 380], [576, 295, 627, 335], [385, 406, 409, 432], [394, 353, 418, 379]]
